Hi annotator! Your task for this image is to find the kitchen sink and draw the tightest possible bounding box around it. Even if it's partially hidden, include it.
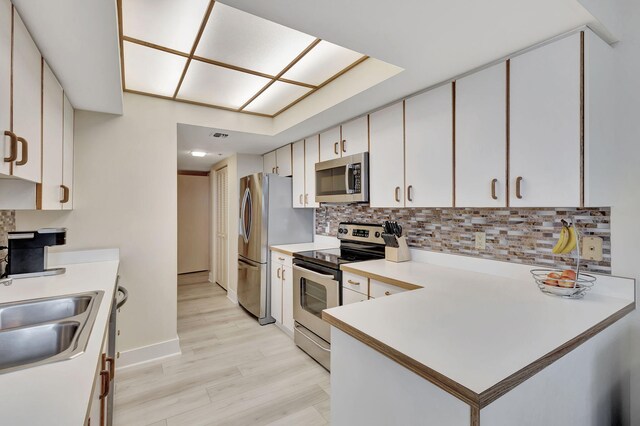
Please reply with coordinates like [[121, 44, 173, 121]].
[[0, 295, 92, 330], [0, 291, 104, 374]]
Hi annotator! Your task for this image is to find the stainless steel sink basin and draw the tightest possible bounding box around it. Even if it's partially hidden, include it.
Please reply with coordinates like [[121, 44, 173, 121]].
[[0, 291, 104, 374], [0, 321, 79, 370], [0, 295, 92, 330]]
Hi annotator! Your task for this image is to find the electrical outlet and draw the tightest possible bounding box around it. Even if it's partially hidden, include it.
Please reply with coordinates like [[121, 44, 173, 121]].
[[474, 232, 486, 250], [582, 236, 603, 261]]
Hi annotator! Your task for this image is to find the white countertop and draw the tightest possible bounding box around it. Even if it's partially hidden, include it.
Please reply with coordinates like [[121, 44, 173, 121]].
[[270, 240, 340, 256], [326, 259, 634, 396], [0, 251, 119, 425]]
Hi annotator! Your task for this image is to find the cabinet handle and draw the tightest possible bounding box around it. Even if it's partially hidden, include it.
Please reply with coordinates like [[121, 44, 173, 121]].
[[341, 140, 347, 153], [407, 185, 414, 202], [384, 291, 391, 296], [334, 142, 339, 155], [60, 185, 70, 203], [278, 257, 285, 261], [304, 194, 309, 205], [99, 370, 110, 399], [3, 130, 17, 162], [105, 356, 115, 381], [515, 176, 523, 199], [491, 179, 498, 200], [15, 137, 28, 166], [277, 267, 281, 279], [347, 279, 360, 285], [275, 166, 279, 174], [394, 186, 401, 202], [272, 167, 275, 173], [299, 194, 303, 205]]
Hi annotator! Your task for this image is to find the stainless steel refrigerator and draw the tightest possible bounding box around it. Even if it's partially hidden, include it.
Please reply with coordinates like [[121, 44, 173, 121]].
[[237, 173, 314, 324]]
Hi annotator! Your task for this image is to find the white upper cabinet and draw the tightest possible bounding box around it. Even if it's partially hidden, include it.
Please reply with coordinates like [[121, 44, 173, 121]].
[[12, 9, 42, 183], [319, 126, 341, 161], [0, 0, 10, 176], [41, 62, 64, 210], [456, 62, 507, 207], [369, 102, 404, 208], [405, 84, 453, 207], [275, 144, 292, 176], [340, 116, 368, 156], [510, 33, 581, 207], [62, 95, 74, 209], [263, 150, 277, 174], [291, 140, 305, 208], [304, 136, 319, 207]]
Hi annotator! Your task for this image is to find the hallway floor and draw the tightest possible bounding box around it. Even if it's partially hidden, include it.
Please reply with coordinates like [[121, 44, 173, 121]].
[[114, 272, 330, 425]]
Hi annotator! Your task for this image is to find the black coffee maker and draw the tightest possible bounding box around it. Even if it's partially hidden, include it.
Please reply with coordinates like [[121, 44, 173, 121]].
[[5, 228, 67, 278]]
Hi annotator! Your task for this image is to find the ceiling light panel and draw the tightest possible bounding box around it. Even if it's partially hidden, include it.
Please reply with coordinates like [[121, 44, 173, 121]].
[[195, 3, 316, 75], [282, 41, 365, 86], [177, 60, 271, 109], [122, 0, 210, 52], [244, 81, 311, 115], [124, 41, 187, 97]]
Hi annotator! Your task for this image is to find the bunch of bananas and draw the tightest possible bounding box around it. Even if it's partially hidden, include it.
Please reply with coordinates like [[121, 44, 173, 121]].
[[552, 220, 578, 254]]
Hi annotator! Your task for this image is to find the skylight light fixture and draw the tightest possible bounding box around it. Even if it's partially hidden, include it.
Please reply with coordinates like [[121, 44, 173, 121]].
[[191, 151, 207, 157]]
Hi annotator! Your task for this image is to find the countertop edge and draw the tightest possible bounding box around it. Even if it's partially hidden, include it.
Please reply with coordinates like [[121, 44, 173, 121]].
[[340, 264, 423, 290], [324, 300, 635, 409], [270, 246, 295, 256]]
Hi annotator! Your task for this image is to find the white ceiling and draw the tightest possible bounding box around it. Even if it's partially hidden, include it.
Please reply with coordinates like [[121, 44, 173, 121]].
[[12, 0, 123, 114]]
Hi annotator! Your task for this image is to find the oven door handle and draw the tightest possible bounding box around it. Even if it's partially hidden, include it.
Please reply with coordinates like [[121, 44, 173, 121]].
[[293, 265, 336, 279]]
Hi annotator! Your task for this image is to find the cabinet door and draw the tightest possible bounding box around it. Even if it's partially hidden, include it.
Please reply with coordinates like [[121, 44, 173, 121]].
[[319, 126, 341, 161], [369, 102, 404, 207], [276, 144, 292, 176], [12, 10, 41, 183], [291, 140, 305, 208], [62, 95, 74, 210], [304, 136, 319, 207], [0, 0, 10, 176], [270, 260, 282, 323], [281, 265, 294, 333], [341, 115, 368, 156], [369, 279, 408, 298], [40, 62, 63, 210], [263, 151, 277, 174], [510, 33, 581, 207], [405, 84, 453, 207], [455, 62, 507, 207], [342, 287, 368, 305]]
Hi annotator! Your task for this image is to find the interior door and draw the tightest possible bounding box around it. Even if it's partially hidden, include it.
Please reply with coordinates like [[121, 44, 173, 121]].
[[215, 166, 228, 289]]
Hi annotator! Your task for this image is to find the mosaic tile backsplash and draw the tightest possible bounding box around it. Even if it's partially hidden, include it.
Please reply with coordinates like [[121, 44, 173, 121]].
[[0, 210, 15, 248], [315, 206, 611, 274]]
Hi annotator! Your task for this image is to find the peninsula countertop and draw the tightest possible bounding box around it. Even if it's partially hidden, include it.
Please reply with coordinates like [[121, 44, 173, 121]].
[[324, 259, 635, 407], [270, 240, 340, 256], [0, 250, 120, 425]]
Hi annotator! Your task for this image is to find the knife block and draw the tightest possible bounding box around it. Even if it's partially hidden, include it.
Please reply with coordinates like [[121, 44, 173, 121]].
[[385, 236, 411, 263]]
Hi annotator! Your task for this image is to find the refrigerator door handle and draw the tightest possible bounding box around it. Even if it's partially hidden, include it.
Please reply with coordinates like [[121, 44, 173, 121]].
[[245, 189, 253, 242], [240, 187, 250, 243]]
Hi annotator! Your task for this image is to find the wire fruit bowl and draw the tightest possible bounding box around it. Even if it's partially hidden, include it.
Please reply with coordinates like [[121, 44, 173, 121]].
[[530, 268, 596, 299]]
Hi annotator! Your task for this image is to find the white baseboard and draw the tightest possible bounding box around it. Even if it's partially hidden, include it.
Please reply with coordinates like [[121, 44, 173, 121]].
[[227, 288, 238, 304], [208, 271, 213, 283], [118, 337, 181, 369]]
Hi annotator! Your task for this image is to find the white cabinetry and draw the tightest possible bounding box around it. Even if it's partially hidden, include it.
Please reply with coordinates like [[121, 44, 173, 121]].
[[275, 144, 292, 176], [510, 33, 581, 207], [369, 102, 405, 207], [405, 84, 453, 207], [40, 62, 64, 210], [369, 279, 408, 298], [62, 95, 74, 209], [270, 260, 282, 324], [281, 264, 293, 332], [340, 116, 368, 156], [271, 252, 294, 335], [319, 126, 341, 161], [0, 0, 10, 176], [455, 62, 507, 207], [11, 9, 41, 183], [291, 140, 305, 208], [263, 150, 277, 174], [304, 136, 319, 208], [342, 288, 368, 305]]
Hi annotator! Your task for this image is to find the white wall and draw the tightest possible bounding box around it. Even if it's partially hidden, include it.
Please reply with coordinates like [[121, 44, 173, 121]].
[[15, 93, 270, 358], [210, 154, 262, 303]]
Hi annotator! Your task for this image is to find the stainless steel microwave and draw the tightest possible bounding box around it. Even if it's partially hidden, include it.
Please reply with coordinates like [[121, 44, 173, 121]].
[[315, 152, 369, 203]]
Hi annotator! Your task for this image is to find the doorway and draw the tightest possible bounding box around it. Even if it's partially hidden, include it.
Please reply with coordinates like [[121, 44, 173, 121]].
[[177, 171, 211, 275], [214, 165, 229, 290]]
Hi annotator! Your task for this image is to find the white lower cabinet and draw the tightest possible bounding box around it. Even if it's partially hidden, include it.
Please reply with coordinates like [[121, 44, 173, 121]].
[[281, 265, 293, 333], [270, 252, 294, 334], [270, 260, 282, 324], [369, 279, 407, 299], [342, 271, 368, 294], [342, 287, 367, 305]]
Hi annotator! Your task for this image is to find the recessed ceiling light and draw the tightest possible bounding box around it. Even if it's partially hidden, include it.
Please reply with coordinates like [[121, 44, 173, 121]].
[[191, 151, 207, 157]]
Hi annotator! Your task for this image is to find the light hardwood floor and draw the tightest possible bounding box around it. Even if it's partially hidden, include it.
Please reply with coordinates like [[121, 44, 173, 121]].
[[114, 272, 330, 426]]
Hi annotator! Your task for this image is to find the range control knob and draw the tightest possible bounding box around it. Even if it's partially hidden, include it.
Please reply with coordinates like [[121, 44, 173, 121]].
[[338, 228, 347, 234], [375, 231, 381, 238]]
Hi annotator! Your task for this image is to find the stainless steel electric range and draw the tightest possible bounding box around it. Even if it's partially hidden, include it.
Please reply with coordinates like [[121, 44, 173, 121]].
[[292, 222, 385, 370]]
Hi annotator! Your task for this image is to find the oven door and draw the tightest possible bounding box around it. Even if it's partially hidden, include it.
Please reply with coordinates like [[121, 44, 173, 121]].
[[314, 153, 368, 203], [293, 264, 339, 343]]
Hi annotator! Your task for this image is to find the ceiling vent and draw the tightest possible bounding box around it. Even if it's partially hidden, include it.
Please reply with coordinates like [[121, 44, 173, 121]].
[[211, 132, 229, 138]]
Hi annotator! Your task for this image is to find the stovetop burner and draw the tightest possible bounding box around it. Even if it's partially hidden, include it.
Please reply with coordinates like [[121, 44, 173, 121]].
[[294, 247, 383, 269]]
